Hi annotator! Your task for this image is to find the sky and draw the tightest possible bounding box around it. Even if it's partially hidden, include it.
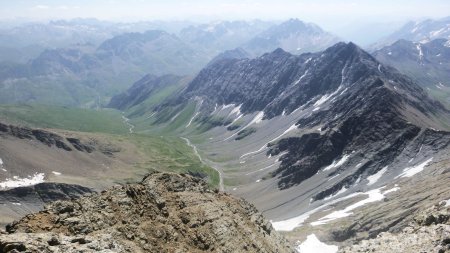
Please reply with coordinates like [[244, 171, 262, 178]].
[[1, 0, 449, 41]]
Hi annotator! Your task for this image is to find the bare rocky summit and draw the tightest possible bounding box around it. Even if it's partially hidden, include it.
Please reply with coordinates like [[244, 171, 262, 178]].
[[0, 172, 293, 253], [339, 201, 450, 253]]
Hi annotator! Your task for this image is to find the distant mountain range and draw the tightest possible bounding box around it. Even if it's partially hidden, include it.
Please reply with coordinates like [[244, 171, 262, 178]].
[[0, 30, 209, 107], [0, 18, 340, 107], [374, 38, 450, 107], [372, 16, 450, 49], [243, 18, 340, 56]]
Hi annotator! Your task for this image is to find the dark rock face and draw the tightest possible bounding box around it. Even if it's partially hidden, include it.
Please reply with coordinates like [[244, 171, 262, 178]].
[[159, 42, 450, 194], [0, 122, 94, 153], [0, 183, 93, 206], [0, 173, 293, 253]]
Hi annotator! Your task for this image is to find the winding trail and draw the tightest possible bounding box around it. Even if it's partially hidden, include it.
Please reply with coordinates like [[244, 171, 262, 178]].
[[181, 137, 224, 191], [121, 115, 135, 134]]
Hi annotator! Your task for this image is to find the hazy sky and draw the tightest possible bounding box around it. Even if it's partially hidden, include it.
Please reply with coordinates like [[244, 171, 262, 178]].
[[1, 0, 449, 32]]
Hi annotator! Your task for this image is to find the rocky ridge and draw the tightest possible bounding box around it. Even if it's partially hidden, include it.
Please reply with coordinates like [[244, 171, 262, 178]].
[[0, 122, 96, 153], [0, 172, 293, 253], [339, 201, 450, 253]]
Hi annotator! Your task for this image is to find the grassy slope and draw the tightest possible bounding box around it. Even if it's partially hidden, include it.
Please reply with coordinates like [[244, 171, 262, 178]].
[[0, 103, 219, 187], [126, 134, 219, 187], [0, 104, 128, 134]]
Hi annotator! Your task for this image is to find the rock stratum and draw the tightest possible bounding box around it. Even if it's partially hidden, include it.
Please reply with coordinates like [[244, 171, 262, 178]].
[[339, 201, 450, 253], [0, 172, 293, 253]]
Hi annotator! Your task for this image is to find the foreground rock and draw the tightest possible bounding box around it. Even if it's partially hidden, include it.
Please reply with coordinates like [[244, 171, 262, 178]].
[[0, 172, 293, 252], [339, 202, 450, 253]]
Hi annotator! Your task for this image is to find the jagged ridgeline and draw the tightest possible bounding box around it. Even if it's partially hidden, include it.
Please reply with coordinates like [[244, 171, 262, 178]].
[[111, 42, 450, 244], [0, 172, 293, 253]]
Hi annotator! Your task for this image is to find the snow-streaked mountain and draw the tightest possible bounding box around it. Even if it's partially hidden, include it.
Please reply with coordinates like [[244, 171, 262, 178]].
[[373, 17, 450, 49], [374, 38, 450, 107], [116, 42, 450, 248]]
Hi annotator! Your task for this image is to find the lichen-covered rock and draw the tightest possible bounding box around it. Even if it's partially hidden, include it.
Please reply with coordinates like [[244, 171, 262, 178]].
[[1, 172, 293, 253], [339, 202, 450, 253]]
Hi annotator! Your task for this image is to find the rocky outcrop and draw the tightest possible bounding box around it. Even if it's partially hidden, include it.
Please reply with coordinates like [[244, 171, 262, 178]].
[[0, 122, 95, 153], [339, 202, 450, 253], [0, 172, 293, 252]]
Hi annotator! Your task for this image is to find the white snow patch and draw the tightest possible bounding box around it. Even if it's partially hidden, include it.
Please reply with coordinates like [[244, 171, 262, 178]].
[[52, 171, 62, 176], [225, 111, 264, 141], [169, 112, 181, 123], [311, 186, 399, 226], [228, 104, 242, 116], [312, 107, 320, 112], [416, 43, 424, 63], [186, 112, 200, 128], [367, 166, 388, 186], [233, 187, 237, 191], [396, 158, 433, 178], [444, 199, 450, 207], [387, 52, 392, 55], [355, 162, 363, 169], [12, 202, 21, 206], [445, 40, 450, 47], [294, 70, 309, 85], [221, 104, 234, 110], [394, 86, 398, 90], [327, 174, 340, 181], [295, 234, 338, 253], [273, 188, 365, 231], [0, 173, 45, 189], [323, 155, 350, 171], [408, 158, 414, 163], [0, 158, 3, 165], [378, 64, 382, 73], [256, 179, 261, 183], [314, 86, 344, 108]]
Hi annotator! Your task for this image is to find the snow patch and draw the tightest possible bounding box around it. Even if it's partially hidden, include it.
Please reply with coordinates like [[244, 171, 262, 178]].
[[295, 234, 338, 253], [416, 43, 424, 63], [228, 104, 242, 116], [294, 70, 309, 85], [367, 166, 388, 186], [444, 199, 450, 207], [396, 158, 433, 178], [0, 173, 45, 189], [323, 155, 350, 171], [52, 171, 62, 176], [378, 64, 382, 73], [311, 186, 399, 226], [225, 111, 264, 141], [313, 86, 344, 107], [186, 112, 200, 128]]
